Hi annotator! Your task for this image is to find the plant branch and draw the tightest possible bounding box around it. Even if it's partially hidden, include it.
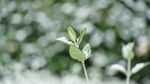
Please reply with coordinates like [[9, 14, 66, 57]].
[[82, 61, 89, 84], [126, 59, 131, 84]]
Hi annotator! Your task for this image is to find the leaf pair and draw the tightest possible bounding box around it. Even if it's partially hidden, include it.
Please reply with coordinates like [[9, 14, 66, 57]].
[[110, 62, 150, 75], [67, 27, 87, 46]]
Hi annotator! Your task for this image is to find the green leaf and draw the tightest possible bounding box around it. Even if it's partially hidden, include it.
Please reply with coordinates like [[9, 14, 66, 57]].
[[82, 43, 91, 59], [77, 28, 87, 45], [131, 62, 150, 75], [56, 36, 73, 45], [67, 27, 77, 42], [110, 64, 126, 75], [69, 45, 86, 61]]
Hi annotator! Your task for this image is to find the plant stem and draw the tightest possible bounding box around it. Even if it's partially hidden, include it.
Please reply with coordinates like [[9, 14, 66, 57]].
[[82, 61, 89, 84], [126, 59, 131, 84]]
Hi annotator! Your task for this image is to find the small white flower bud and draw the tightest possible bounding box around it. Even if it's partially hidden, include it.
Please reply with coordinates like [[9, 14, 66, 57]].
[[122, 43, 134, 60]]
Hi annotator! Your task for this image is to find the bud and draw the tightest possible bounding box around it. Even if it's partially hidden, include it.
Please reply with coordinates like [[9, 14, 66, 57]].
[[122, 43, 134, 60]]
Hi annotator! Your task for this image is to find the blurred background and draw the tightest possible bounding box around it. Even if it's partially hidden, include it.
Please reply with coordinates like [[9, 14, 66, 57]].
[[0, 0, 150, 84]]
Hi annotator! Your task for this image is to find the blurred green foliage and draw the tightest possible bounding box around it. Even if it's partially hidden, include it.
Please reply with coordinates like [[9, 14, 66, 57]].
[[0, 0, 150, 84]]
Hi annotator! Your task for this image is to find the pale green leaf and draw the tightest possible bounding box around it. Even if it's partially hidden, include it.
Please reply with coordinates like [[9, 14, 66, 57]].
[[131, 62, 149, 75], [56, 36, 73, 45], [69, 45, 86, 61], [109, 64, 126, 74], [67, 27, 77, 42], [77, 28, 87, 45], [82, 43, 91, 59]]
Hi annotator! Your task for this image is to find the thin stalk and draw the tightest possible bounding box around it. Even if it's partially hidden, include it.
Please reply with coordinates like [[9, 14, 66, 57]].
[[82, 61, 89, 84], [126, 59, 131, 84]]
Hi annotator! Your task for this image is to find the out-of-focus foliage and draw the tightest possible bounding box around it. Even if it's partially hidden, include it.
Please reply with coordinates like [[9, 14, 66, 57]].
[[0, 0, 150, 84]]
